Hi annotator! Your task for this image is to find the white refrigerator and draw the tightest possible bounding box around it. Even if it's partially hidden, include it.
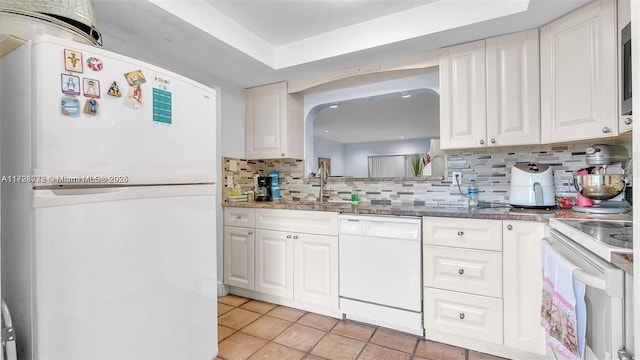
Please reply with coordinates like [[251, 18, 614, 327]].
[[0, 35, 218, 359]]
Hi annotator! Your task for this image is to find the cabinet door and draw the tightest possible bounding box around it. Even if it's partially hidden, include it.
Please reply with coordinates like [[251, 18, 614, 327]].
[[223, 226, 255, 290], [245, 82, 303, 159], [502, 221, 546, 355], [293, 234, 338, 308], [540, 0, 617, 143], [440, 40, 487, 149], [486, 29, 540, 146], [255, 229, 294, 298]]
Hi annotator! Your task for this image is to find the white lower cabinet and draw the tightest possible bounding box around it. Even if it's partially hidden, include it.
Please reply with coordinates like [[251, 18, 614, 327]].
[[503, 221, 547, 355], [224, 208, 339, 317], [423, 217, 546, 360], [255, 229, 294, 298]]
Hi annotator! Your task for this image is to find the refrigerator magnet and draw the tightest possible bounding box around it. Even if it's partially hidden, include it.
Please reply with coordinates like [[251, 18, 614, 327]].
[[60, 96, 81, 117], [61, 74, 81, 96], [107, 81, 122, 97], [86, 57, 103, 71], [83, 78, 100, 98], [124, 70, 146, 86], [83, 99, 98, 115], [125, 85, 143, 108], [64, 49, 83, 73]]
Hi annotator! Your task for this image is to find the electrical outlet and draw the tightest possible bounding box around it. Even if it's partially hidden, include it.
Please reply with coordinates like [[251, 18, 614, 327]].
[[451, 171, 462, 185]]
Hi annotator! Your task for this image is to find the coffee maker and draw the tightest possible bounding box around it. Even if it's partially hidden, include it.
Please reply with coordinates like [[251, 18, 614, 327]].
[[573, 144, 631, 214], [255, 176, 272, 201]]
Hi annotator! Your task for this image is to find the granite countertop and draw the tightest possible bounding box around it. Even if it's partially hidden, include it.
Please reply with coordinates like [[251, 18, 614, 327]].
[[223, 200, 630, 223]]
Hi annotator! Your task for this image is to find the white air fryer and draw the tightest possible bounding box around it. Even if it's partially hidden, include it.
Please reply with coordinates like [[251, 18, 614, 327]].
[[509, 163, 556, 208]]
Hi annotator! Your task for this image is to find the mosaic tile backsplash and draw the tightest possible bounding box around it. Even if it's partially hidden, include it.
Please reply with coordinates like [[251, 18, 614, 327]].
[[222, 140, 632, 207]]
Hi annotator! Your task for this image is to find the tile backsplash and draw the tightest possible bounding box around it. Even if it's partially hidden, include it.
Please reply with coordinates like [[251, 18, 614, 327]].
[[222, 139, 632, 206]]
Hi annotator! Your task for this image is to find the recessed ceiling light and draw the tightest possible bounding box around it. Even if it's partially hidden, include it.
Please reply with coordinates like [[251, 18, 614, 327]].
[[324, 130, 330, 133], [401, 93, 412, 98], [329, 104, 339, 109], [400, 135, 405, 139]]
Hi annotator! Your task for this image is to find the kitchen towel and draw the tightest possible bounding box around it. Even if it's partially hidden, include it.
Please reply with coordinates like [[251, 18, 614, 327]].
[[541, 240, 586, 360]]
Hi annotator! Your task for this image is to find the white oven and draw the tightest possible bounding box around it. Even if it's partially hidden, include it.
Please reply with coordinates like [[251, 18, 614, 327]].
[[547, 218, 634, 360]]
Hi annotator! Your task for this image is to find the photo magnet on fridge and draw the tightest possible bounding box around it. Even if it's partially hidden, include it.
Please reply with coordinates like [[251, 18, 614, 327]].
[[107, 81, 122, 97], [64, 49, 83, 73], [124, 70, 146, 86], [60, 96, 81, 117], [61, 74, 81, 96], [125, 85, 143, 109], [86, 57, 103, 71], [83, 99, 98, 115], [83, 78, 100, 98]]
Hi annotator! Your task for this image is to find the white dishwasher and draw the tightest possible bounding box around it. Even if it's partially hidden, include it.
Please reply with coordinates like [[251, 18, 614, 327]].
[[339, 214, 423, 336]]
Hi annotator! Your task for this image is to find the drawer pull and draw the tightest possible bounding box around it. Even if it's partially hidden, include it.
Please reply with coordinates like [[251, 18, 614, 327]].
[[286, 235, 292, 239], [459, 312, 465, 320], [293, 235, 298, 239], [235, 216, 242, 220], [248, 231, 253, 235], [458, 268, 464, 275], [507, 224, 513, 231], [602, 127, 611, 134], [457, 231, 464, 236], [625, 117, 633, 125]]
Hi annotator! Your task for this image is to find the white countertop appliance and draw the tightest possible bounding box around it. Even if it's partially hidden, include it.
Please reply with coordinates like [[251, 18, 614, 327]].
[[509, 163, 556, 208], [338, 215, 423, 336], [0, 35, 217, 359], [547, 218, 634, 360]]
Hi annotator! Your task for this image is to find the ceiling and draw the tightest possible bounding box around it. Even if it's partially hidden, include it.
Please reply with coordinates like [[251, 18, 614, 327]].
[[91, 0, 591, 90]]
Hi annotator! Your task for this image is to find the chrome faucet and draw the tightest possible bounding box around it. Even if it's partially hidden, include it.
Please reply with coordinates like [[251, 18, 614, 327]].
[[318, 160, 328, 202]]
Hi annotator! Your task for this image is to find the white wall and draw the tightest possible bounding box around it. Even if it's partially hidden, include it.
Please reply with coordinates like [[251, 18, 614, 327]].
[[314, 137, 345, 176], [343, 138, 431, 177]]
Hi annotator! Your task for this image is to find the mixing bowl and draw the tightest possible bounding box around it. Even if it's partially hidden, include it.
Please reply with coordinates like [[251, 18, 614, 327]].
[[573, 174, 627, 200]]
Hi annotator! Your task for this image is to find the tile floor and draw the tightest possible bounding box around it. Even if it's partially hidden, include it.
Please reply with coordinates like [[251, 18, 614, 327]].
[[216, 294, 507, 360]]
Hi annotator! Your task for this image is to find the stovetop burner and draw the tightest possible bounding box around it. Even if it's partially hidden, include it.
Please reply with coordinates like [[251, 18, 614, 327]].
[[562, 219, 633, 249]]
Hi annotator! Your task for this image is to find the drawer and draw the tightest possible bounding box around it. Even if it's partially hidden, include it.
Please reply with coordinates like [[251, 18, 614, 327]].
[[423, 217, 502, 251], [255, 209, 339, 236], [424, 287, 503, 344], [424, 245, 502, 298], [224, 207, 255, 228]]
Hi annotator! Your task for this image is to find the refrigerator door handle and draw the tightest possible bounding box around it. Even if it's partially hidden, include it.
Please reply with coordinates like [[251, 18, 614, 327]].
[[32, 184, 216, 207]]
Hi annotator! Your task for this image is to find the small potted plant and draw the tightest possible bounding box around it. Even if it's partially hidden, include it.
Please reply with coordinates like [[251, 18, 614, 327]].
[[411, 155, 423, 176]]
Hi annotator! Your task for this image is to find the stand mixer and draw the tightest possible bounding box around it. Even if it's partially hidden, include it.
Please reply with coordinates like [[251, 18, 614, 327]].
[[573, 144, 631, 214]]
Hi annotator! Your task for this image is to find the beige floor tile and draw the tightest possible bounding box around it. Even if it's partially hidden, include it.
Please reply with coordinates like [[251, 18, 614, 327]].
[[273, 323, 326, 352], [331, 320, 376, 342], [414, 339, 466, 360], [218, 308, 262, 330], [267, 305, 306, 322], [357, 343, 412, 360], [468, 350, 510, 360], [219, 294, 251, 307], [240, 300, 278, 314], [248, 342, 305, 360], [311, 333, 366, 360], [241, 315, 292, 340], [301, 355, 326, 360], [297, 313, 339, 331], [368, 327, 418, 353], [218, 325, 236, 342], [218, 302, 235, 316], [218, 332, 268, 360]]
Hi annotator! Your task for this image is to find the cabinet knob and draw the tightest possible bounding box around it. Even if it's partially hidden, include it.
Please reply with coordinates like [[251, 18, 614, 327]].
[[458, 268, 464, 275], [457, 231, 464, 236], [281, 153, 285, 157], [479, 139, 485, 145], [293, 235, 298, 239], [235, 215, 242, 220], [286, 235, 292, 239], [248, 231, 253, 235], [507, 224, 513, 231], [459, 312, 465, 320], [490, 138, 496, 144], [625, 117, 633, 125], [602, 127, 611, 133]]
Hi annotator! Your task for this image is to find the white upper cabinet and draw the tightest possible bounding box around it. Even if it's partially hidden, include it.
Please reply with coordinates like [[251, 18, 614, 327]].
[[440, 30, 540, 150], [440, 40, 487, 149], [540, 0, 618, 143], [486, 29, 540, 146], [245, 82, 304, 159]]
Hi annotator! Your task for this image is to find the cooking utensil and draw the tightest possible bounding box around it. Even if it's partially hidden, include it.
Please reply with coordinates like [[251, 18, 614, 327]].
[[573, 174, 627, 200]]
